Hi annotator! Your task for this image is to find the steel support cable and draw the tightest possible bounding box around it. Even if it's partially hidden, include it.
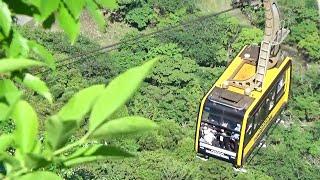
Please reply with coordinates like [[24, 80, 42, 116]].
[[36, 7, 240, 75]]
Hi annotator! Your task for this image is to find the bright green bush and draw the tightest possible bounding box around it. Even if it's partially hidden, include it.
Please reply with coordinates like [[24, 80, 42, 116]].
[[125, 4, 156, 29]]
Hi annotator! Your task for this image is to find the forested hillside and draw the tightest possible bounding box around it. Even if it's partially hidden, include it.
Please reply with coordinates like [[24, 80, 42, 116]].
[[0, 0, 319, 179]]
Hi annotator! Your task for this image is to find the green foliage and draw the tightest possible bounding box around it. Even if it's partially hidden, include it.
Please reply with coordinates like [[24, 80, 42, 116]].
[[289, 21, 318, 43], [279, 0, 320, 62], [231, 27, 263, 55], [113, 0, 196, 29], [0, 0, 12, 36], [57, 4, 80, 44], [18, 171, 62, 180], [125, 4, 155, 29], [241, 6, 265, 29], [248, 123, 320, 179], [159, 15, 241, 66], [291, 64, 320, 122], [298, 32, 320, 62], [4, 0, 117, 43], [0, 60, 158, 179], [151, 0, 195, 14], [241, 0, 320, 62], [0, 58, 44, 73], [0, 1, 161, 178]]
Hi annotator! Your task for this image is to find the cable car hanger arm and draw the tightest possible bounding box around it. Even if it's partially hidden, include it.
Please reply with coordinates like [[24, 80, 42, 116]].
[[225, 0, 290, 94]]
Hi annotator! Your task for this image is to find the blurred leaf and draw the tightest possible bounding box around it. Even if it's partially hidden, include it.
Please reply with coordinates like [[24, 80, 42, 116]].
[[0, 80, 21, 122], [39, 0, 59, 20], [0, 58, 44, 73], [11, 100, 39, 153], [86, 0, 106, 31], [28, 41, 55, 70], [24, 153, 50, 169], [22, 0, 40, 8], [42, 13, 55, 28], [3, 0, 38, 16], [0, 1, 11, 36], [46, 116, 77, 151], [89, 58, 158, 132], [21, 73, 53, 103], [18, 171, 62, 180], [0, 103, 9, 121], [0, 134, 13, 151], [90, 116, 157, 139], [57, 5, 80, 44], [64, 144, 133, 166], [0, 79, 19, 104], [96, 0, 118, 10], [65, 0, 85, 19], [8, 31, 29, 58], [58, 84, 105, 125], [0, 152, 20, 173]]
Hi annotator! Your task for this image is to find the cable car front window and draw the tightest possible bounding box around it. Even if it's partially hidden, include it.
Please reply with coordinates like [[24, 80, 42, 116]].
[[200, 103, 242, 154]]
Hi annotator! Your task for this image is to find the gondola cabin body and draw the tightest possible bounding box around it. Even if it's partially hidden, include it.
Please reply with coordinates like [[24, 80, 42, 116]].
[[195, 45, 292, 167]]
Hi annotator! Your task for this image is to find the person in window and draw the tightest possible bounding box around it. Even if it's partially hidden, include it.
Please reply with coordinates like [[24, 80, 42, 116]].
[[230, 124, 241, 151], [203, 126, 216, 146], [200, 124, 205, 143]]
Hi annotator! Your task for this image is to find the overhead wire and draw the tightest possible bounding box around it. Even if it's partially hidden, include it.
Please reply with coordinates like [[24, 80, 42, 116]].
[[36, 6, 242, 75]]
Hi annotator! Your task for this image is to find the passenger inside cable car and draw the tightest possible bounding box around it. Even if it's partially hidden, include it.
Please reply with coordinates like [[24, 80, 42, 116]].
[[199, 103, 242, 157]]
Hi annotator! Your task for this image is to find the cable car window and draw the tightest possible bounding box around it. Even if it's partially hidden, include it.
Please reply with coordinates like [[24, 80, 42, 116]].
[[199, 102, 243, 159], [245, 116, 255, 145], [277, 74, 285, 94], [269, 89, 276, 111]]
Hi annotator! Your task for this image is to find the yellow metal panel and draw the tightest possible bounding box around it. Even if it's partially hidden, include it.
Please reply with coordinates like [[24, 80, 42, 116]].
[[233, 63, 256, 80]]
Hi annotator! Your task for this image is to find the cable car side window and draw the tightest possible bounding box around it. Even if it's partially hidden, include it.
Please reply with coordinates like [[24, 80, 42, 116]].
[[276, 74, 285, 101], [244, 70, 287, 147], [245, 116, 255, 145]]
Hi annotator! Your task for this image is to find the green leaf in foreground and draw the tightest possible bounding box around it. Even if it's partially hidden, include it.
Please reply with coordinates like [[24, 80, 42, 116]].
[[0, 103, 9, 121], [0, 79, 19, 104], [28, 41, 55, 70], [65, 0, 86, 19], [46, 116, 77, 151], [11, 100, 39, 153], [0, 58, 44, 73], [58, 84, 105, 125], [0, 80, 21, 121], [96, 0, 118, 10], [0, 1, 12, 36], [8, 31, 29, 58], [88, 58, 158, 132], [18, 171, 62, 180], [39, 0, 60, 20], [64, 145, 133, 166], [57, 5, 80, 44], [0, 134, 13, 152], [24, 153, 50, 169], [90, 116, 157, 139], [22, 73, 53, 104], [86, 0, 106, 31]]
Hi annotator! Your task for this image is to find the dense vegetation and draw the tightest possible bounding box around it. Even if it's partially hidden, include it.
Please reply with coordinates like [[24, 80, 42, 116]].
[[1, 0, 319, 179]]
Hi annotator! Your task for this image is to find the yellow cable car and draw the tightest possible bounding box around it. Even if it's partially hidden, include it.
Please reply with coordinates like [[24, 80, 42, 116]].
[[195, 0, 292, 167], [195, 45, 292, 167]]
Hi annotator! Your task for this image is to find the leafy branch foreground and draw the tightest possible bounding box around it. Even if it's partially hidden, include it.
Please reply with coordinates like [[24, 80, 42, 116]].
[[0, 58, 159, 179], [0, 0, 162, 179]]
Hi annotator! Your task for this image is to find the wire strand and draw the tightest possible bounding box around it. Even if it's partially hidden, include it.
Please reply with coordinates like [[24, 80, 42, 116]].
[[35, 7, 238, 75]]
